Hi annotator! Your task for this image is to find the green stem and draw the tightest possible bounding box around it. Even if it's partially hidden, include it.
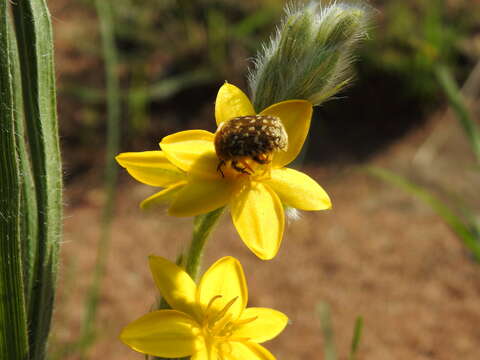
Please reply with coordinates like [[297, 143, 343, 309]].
[[183, 207, 225, 280], [77, 0, 120, 356], [435, 65, 480, 163], [317, 302, 337, 360], [349, 316, 364, 360]]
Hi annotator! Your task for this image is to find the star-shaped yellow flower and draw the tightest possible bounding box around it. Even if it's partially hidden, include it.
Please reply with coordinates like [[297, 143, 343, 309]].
[[120, 255, 288, 360], [116, 83, 331, 259]]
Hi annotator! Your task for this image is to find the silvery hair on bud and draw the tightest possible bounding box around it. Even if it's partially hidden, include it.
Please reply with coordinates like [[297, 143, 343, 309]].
[[248, 1, 371, 111], [285, 207, 302, 223]]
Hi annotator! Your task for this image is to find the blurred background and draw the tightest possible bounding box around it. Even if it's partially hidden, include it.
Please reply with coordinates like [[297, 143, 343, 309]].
[[49, 0, 480, 359]]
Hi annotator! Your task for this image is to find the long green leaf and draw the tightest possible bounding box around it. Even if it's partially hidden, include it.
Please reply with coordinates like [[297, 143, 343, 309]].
[[367, 167, 480, 262], [8, 11, 39, 310], [435, 65, 480, 163], [0, 1, 30, 358], [11, 1, 63, 359], [231, 7, 277, 39]]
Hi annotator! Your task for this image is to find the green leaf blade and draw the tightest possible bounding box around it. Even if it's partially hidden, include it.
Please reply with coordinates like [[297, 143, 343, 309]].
[[8, 10, 39, 311], [0, 1, 30, 358], [435, 65, 480, 163], [367, 167, 480, 262], [11, 1, 63, 358], [349, 316, 364, 360]]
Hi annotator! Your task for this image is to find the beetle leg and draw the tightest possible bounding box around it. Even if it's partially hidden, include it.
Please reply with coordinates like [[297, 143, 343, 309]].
[[232, 160, 252, 175], [217, 160, 226, 178]]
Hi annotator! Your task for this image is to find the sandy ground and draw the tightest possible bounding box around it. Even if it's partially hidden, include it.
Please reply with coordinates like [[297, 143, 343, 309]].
[[51, 112, 480, 360]]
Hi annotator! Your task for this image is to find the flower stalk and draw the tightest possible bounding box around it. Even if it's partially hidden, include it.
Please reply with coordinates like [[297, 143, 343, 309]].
[[183, 207, 225, 280]]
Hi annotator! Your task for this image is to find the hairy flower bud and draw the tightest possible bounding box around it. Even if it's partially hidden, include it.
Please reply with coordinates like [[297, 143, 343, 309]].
[[248, 1, 371, 111]]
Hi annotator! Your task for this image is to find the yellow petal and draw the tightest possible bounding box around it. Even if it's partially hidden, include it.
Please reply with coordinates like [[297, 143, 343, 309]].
[[140, 182, 186, 210], [234, 308, 288, 343], [260, 100, 312, 168], [267, 168, 331, 210], [116, 151, 186, 187], [230, 182, 285, 260], [168, 178, 237, 217], [149, 256, 197, 317], [198, 257, 248, 320], [226, 342, 275, 360], [119, 310, 201, 358], [160, 130, 220, 179], [215, 82, 255, 125]]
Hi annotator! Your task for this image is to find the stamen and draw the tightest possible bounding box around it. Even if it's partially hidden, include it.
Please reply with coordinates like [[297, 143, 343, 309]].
[[202, 296, 248, 343], [210, 296, 238, 325], [204, 295, 223, 324], [227, 336, 252, 342], [206, 295, 222, 313], [233, 316, 258, 327]]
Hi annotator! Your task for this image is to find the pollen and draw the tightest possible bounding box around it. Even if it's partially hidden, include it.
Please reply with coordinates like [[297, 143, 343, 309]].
[[214, 115, 288, 176]]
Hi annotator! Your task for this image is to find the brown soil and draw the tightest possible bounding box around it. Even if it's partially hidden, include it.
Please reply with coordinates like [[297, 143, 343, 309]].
[[52, 111, 480, 360]]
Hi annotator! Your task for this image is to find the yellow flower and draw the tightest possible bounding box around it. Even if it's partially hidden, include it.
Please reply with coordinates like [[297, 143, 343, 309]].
[[116, 83, 331, 260], [120, 255, 288, 360]]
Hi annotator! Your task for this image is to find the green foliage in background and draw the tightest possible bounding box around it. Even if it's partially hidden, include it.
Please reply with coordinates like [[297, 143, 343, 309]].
[[363, 0, 479, 102], [367, 23, 480, 263], [367, 41, 480, 262], [317, 302, 364, 360], [76, 1, 121, 358], [367, 167, 480, 263], [63, 0, 282, 148], [435, 65, 480, 163]]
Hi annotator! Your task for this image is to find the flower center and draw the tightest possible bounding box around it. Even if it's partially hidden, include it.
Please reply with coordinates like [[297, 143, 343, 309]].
[[201, 295, 257, 347], [214, 115, 288, 178]]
